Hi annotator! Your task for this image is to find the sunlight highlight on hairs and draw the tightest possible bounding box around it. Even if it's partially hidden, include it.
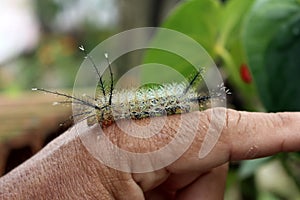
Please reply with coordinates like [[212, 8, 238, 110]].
[[33, 27, 228, 173], [33, 47, 228, 128]]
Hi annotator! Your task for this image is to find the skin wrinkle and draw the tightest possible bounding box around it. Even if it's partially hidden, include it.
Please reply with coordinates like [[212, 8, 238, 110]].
[[224, 110, 255, 161], [277, 112, 293, 126], [242, 111, 252, 136], [177, 172, 206, 192], [199, 110, 210, 128], [165, 111, 229, 173], [280, 138, 286, 153], [244, 113, 281, 158], [226, 110, 300, 160], [276, 120, 291, 152], [81, 148, 140, 199], [221, 111, 235, 163], [227, 110, 247, 135], [275, 113, 299, 152], [218, 111, 245, 160], [176, 164, 228, 200], [262, 113, 275, 129], [236, 111, 242, 128], [52, 137, 110, 199], [164, 171, 203, 192], [0, 128, 139, 200], [225, 110, 263, 160], [67, 139, 99, 198], [225, 108, 230, 130], [131, 112, 204, 192], [1, 108, 300, 199], [192, 117, 207, 148], [72, 137, 145, 200], [133, 168, 171, 192], [104, 117, 179, 153]]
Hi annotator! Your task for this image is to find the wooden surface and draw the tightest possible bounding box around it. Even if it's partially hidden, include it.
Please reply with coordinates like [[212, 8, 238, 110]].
[[0, 91, 72, 176]]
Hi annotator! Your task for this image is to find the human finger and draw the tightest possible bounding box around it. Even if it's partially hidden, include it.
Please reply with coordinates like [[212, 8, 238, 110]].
[[129, 108, 300, 191], [165, 108, 300, 173], [175, 163, 228, 200]]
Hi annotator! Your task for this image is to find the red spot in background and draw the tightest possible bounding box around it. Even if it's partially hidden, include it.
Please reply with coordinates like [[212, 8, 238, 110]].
[[240, 64, 252, 84]]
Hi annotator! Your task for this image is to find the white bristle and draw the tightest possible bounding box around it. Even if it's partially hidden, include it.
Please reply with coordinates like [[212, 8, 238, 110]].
[[35, 48, 228, 128], [79, 45, 85, 51]]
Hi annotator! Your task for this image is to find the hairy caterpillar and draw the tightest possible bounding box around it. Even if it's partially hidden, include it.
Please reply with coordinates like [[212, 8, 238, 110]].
[[33, 46, 229, 128]]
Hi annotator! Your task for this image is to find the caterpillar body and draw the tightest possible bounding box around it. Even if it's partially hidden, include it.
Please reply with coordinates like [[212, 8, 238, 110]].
[[33, 47, 228, 128], [92, 82, 217, 127]]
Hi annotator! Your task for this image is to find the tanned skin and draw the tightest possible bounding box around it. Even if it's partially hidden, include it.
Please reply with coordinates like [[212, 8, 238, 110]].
[[1, 108, 300, 199]]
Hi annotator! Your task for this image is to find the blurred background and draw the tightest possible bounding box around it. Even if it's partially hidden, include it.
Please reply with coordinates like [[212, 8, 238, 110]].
[[0, 0, 300, 199]]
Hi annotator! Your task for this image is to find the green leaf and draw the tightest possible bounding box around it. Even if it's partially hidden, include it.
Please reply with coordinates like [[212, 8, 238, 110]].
[[162, 0, 220, 56], [143, 0, 221, 79], [243, 0, 300, 111], [265, 15, 300, 111], [216, 0, 259, 110], [219, 0, 255, 48]]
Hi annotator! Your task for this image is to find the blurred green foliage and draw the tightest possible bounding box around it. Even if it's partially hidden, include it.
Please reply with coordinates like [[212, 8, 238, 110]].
[[243, 0, 300, 112], [0, 0, 116, 95], [144, 0, 259, 110], [1, 0, 300, 199], [145, 0, 300, 199]]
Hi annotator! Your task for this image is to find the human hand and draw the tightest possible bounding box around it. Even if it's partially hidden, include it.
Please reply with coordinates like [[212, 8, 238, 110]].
[[1, 108, 300, 200], [123, 108, 300, 199]]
